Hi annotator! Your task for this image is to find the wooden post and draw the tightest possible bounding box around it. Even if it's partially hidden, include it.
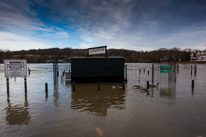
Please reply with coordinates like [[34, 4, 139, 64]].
[[194, 65, 196, 74], [126, 65, 127, 82], [147, 81, 149, 89], [45, 83, 48, 93], [192, 80, 194, 89], [24, 77, 27, 94], [152, 64, 154, 85], [6, 77, 9, 94]]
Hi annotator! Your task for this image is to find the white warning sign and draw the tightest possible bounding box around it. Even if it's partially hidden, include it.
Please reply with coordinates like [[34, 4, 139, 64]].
[[88, 47, 106, 55], [4, 59, 27, 77]]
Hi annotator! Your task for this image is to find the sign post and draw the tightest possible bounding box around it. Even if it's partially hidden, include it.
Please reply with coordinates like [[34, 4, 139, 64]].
[[6, 77, 9, 94], [4, 59, 27, 94], [24, 77, 27, 94]]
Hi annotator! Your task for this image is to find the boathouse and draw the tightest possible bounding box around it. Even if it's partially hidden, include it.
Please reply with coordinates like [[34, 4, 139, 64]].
[[70, 56, 125, 83]]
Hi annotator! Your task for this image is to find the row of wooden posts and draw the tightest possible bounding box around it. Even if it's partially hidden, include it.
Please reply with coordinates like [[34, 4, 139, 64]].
[[5, 78, 196, 95], [71, 81, 126, 91], [45, 80, 195, 92]]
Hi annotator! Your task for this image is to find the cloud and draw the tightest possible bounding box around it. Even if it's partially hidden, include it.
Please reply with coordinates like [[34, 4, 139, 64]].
[[1, 0, 206, 51], [0, 0, 53, 34], [42, 31, 69, 38], [34, 0, 206, 50], [0, 32, 50, 51]]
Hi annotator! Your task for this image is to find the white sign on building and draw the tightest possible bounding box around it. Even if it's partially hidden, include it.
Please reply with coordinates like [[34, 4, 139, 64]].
[[88, 46, 106, 55], [4, 59, 27, 77]]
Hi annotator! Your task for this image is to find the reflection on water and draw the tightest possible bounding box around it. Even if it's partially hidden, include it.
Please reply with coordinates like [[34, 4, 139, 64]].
[[159, 82, 176, 99], [71, 83, 126, 116], [5, 94, 31, 125], [53, 85, 59, 107]]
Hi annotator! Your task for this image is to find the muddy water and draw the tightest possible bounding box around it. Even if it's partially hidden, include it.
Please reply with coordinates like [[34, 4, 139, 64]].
[[0, 63, 206, 137]]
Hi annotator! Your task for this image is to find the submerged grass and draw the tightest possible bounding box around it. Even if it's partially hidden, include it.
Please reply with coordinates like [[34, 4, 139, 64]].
[[160, 87, 172, 97]]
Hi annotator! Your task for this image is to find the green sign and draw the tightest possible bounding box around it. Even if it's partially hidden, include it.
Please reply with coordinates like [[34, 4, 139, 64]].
[[160, 66, 171, 73]]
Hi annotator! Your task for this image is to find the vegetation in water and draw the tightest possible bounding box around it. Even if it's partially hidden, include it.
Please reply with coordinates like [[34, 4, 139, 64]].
[[160, 87, 172, 97]]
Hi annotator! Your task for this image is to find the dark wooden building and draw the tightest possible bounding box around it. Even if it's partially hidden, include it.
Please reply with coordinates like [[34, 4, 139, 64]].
[[71, 57, 125, 83]]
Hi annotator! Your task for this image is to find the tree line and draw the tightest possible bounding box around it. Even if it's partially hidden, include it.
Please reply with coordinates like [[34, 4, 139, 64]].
[[0, 47, 197, 63]]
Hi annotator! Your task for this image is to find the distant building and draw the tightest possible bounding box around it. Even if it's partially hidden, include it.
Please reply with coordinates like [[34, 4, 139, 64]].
[[190, 51, 206, 61]]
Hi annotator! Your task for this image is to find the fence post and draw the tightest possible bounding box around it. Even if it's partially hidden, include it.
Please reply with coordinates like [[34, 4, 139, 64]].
[[192, 80, 194, 89], [24, 77, 27, 94], [152, 64, 154, 85], [147, 81, 149, 89], [6, 77, 9, 94], [126, 65, 127, 82], [45, 83, 48, 93]]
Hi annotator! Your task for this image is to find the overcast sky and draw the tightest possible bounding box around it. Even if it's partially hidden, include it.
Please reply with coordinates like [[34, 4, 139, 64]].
[[0, 0, 206, 51]]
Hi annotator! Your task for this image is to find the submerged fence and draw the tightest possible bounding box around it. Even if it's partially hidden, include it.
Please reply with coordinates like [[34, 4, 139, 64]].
[[125, 63, 177, 88]]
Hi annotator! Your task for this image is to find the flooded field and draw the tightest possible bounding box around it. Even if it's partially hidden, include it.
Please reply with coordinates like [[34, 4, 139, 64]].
[[0, 63, 206, 137]]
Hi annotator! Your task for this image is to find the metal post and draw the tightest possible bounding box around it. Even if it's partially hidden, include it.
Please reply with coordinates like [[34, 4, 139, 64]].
[[152, 64, 154, 85], [139, 69, 141, 84], [45, 83, 48, 93], [123, 81, 125, 90], [192, 80, 194, 89], [147, 81, 149, 89], [98, 81, 100, 91], [72, 82, 75, 91], [194, 65, 196, 74], [106, 46, 108, 57], [148, 70, 149, 75], [24, 77, 27, 94], [126, 65, 127, 82], [53, 57, 58, 85], [177, 64, 179, 72], [6, 77, 9, 94]]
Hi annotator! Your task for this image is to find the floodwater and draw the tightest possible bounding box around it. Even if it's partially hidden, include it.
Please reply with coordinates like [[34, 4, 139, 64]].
[[0, 63, 206, 137]]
